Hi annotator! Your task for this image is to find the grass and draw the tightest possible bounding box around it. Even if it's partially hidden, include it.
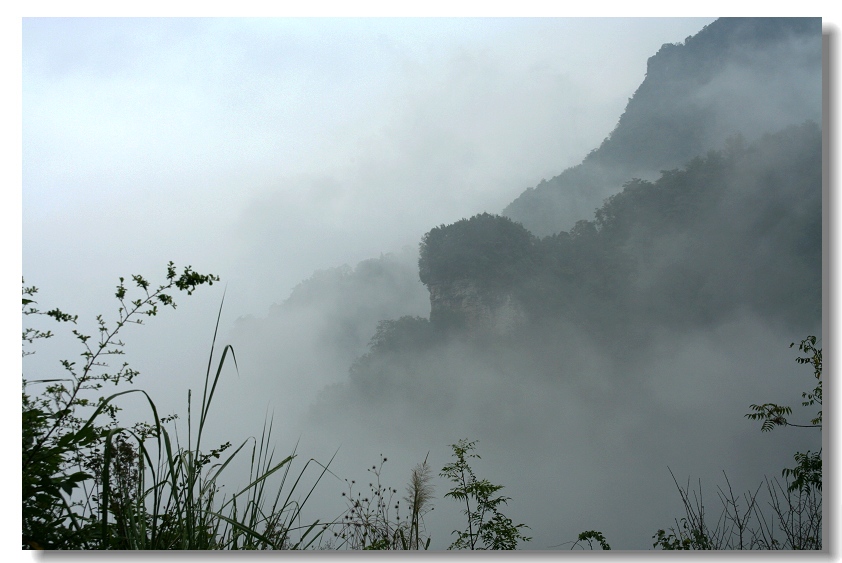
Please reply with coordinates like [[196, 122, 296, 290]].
[[94, 303, 336, 549], [22, 268, 335, 550]]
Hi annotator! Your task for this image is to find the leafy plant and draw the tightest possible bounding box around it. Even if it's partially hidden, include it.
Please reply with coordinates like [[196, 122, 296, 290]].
[[22, 265, 332, 550], [746, 335, 822, 494], [653, 520, 714, 550], [22, 264, 220, 549], [571, 530, 611, 550], [440, 439, 530, 550]]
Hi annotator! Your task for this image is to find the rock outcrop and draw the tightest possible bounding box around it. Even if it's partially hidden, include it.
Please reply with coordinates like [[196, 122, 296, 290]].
[[428, 279, 525, 336]]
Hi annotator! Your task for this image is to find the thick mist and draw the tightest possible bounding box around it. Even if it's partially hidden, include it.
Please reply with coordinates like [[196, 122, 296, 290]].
[[21, 16, 715, 443], [21, 17, 825, 552], [291, 316, 819, 549]]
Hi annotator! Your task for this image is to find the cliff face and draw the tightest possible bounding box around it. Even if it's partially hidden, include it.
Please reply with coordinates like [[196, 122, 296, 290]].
[[428, 280, 525, 336], [418, 213, 535, 336], [502, 17, 822, 237]]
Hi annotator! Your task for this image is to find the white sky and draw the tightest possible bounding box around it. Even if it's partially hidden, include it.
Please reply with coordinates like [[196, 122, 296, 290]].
[[22, 17, 720, 321], [19, 17, 716, 438]]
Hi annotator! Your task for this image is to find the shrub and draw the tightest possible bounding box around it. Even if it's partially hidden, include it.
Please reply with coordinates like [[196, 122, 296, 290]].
[[22, 264, 331, 550], [440, 439, 531, 550]]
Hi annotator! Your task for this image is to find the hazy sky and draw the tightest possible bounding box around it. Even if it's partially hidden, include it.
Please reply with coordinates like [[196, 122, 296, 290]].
[[21, 18, 722, 433], [16, 12, 838, 553], [23, 17, 719, 320]]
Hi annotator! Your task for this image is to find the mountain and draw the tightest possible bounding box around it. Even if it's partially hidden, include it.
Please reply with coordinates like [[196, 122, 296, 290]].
[[339, 120, 822, 402], [223, 247, 429, 419], [230, 18, 822, 549], [304, 119, 822, 551], [503, 17, 822, 237], [230, 17, 822, 409]]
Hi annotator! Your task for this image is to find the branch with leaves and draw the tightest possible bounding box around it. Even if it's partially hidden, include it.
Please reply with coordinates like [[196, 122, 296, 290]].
[[745, 336, 822, 431], [440, 439, 531, 550], [22, 263, 219, 549], [745, 336, 822, 496]]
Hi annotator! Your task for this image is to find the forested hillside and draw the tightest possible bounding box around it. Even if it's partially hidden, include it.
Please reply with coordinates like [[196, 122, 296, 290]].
[[228, 17, 822, 390], [235, 18, 822, 548], [306, 118, 821, 549], [324, 120, 821, 407]]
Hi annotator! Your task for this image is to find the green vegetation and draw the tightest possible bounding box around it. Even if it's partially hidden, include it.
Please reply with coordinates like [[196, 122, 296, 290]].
[[328, 455, 434, 550], [21, 266, 821, 550], [571, 530, 611, 550], [440, 439, 531, 550], [21, 268, 530, 551], [419, 212, 537, 290], [22, 266, 333, 550]]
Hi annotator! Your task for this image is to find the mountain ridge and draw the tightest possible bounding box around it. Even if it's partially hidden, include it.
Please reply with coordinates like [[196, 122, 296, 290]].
[[502, 17, 821, 236]]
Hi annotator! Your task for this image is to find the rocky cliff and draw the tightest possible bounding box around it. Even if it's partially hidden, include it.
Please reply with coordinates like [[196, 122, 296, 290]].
[[428, 279, 526, 336], [503, 17, 822, 236]]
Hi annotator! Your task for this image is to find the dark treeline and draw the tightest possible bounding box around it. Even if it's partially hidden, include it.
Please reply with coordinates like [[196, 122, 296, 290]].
[[315, 120, 821, 415], [524, 121, 821, 341]]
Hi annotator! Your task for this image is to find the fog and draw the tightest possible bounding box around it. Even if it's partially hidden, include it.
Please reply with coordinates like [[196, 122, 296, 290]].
[[21, 16, 829, 551], [23, 17, 716, 318]]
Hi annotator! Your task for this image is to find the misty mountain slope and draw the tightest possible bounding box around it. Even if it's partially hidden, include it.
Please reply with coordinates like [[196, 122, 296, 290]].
[[226, 17, 820, 420], [616, 123, 822, 333], [527, 121, 822, 341], [301, 122, 821, 549], [222, 20, 821, 549], [312, 120, 821, 417], [223, 247, 428, 418], [503, 17, 821, 236]]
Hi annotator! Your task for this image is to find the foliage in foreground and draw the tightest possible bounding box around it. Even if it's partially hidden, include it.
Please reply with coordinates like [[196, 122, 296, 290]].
[[22, 265, 332, 550], [22, 266, 529, 551], [326, 439, 533, 551], [327, 454, 434, 550], [440, 439, 531, 550], [23, 264, 818, 550]]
